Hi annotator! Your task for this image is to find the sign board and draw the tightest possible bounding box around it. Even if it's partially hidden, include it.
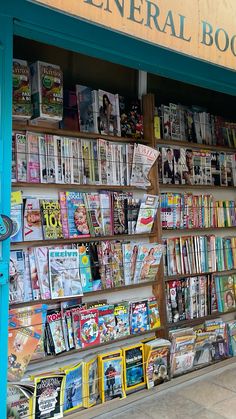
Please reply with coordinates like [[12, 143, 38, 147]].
[[31, 0, 236, 71]]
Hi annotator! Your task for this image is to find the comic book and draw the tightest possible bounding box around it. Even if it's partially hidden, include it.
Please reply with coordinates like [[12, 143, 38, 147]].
[[130, 144, 159, 187], [99, 191, 112, 235], [83, 356, 99, 408], [62, 363, 83, 413], [34, 246, 51, 300], [9, 250, 25, 304], [66, 191, 90, 238], [130, 300, 149, 334], [28, 247, 41, 300], [46, 309, 66, 355], [133, 243, 163, 284], [71, 304, 86, 350], [135, 194, 159, 234], [9, 304, 47, 328], [84, 192, 103, 236], [40, 199, 63, 240], [23, 198, 43, 241], [80, 308, 100, 348], [112, 192, 128, 235], [114, 302, 130, 338], [148, 298, 161, 329], [122, 343, 145, 391], [10, 190, 23, 243], [48, 248, 83, 299], [98, 350, 125, 403], [32, 375, 65, 419], [7, 384, 31, 419], [60, 300, 81, 351], [98, 304, 116, 343], [15, 132, 27, 182], [144, 338, 171, 389], [26, 131, 40, 183]]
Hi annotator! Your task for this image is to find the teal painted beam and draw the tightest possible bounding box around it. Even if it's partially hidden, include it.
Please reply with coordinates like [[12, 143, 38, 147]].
[[1, 0, 235, 96], [0, 16, 13, 418]]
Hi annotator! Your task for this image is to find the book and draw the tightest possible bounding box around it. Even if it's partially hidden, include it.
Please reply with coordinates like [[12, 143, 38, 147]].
[[66, 191, 90, 238], [23, 198, 43, 241], [9, 250, 25, 304], [32, 375, 65, 419], [135, 194, 159, 234], [130, 300, 149, 334], [123, 343, 145, 391], [40, 199, 64, 240], [48, 248, 83, 299], [62, 363, 83, 413], [130, 144, 159, 187], [80, 308, 100, 348]]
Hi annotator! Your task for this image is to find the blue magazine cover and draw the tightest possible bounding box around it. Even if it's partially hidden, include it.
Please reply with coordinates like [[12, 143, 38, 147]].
[[130, 300, 149, 334], [63, 363, 83, 413], [66, 192, 90, 238]]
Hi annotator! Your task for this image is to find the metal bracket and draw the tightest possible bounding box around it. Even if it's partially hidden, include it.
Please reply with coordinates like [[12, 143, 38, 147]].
[[0, 261, 9, 285]]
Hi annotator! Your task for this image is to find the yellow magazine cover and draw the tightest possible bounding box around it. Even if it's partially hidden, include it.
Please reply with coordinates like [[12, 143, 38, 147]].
[[148, 298, 161, 330], [144, 339, 171, 389], [61, 362, 84, 414], [98, 350, 125, 403], [122, 343, 145, 392], [83, 356, 99, 408], [31, 374, 65, 419]]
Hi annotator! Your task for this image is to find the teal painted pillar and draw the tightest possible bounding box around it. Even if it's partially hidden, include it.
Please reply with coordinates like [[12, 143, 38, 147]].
[[0, 15, 13, 417]]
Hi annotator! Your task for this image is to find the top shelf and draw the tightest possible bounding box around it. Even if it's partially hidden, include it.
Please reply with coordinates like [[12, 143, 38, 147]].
[[13, 123, 148, 144], [156, 138, 236, 153]]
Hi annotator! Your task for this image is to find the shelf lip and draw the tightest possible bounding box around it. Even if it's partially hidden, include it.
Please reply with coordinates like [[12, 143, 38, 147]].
[[9, 280, 156, 309], [11, 232, 156, 247], [13, 123, 148, 144], [164, 269, 236, 281], [156, 138, 236, 153], [166, 309, 236, 328], [159, 183, 236, 190], [163, 226, 236, 233], [29, 326, 163, 364], [12, 182, 148, 191]]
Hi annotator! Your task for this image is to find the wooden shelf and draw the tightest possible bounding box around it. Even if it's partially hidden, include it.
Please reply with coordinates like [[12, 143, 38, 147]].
[[13, 123, 148, 144], [11, 232, 156, 247], [163, 226, 236, 233], [10, 281, 156, 309], [12, 182, 149, 192], [164, 268, 236, 281], [167, 309, 236, 329], [159, 183, 236, 190], [156, 138, 236, 153], [30, 327, 164, 364]]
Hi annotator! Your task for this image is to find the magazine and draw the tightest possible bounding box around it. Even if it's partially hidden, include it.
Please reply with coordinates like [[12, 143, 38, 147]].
[[46, 309, 66, 355], [123, 344, 145, 391], [130, 300, 149, 334], [76, 84, 97, 133], [63, 363, 83, 413], [98, 89, 120, 136], [83, 357, 99, 408], [40, 199, 64, 240], [9, 250, 25, 304], [130, 144, 159, 187], [23, 198, 43, 241], [80, 308, 100, 348], [114, 302, 130, 338], [99, 353, 125, 403], [84, 192, 103, 236], [10, 191, 23, 243], [66, 191, 90, 238], [135, 194, 159, 234], [133, 243, 163, 283], [15, 132, 27, 182], [98, 304, 116, 343], [48, 249, 83, 299], [7, 384, 31, 419], [32, 375, 65, 419], [78, 244, 93, 293], [34, 246, 51, 300], [26, 131, 40, 183]]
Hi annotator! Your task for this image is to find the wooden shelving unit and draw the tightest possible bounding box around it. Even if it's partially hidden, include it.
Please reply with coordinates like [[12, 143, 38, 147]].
[[166, 309, 236, 329], [155, 137, 236, 153], [12, 182, 151, 192], [159, 183, 236, 190]]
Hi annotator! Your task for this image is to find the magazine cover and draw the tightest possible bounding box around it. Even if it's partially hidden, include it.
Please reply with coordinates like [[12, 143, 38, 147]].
[[98, 89, 120, 136], [135, 194, 159, 234], [99, 354, 125, 403], [38, 134, 47, 183], [7, 384, 31, 419], [130, 144, 159, 187], [99, 191, 112, 235], [15, 132, 27, 182], [46, 134, 56, 183], [127, 195, 140, 234], [10, 190, 23, 243], [23, 198, 43, 241], [144, 339, 171, 389], [80, 308, 100, 348], [40, 199, 64, 240], [112, 192, 128, 235], [76, 84, 97, 133], [84, 192, 103, 236], [148, 298, 161, 329], [9, 250, 25, 304], [66, 191, 90, 238], [26, 131, 40, 183], [32, 375, 65, 419], [130, 300, 149, 334], [46, 310, 66, 355], [28, 247, 41, 300], [63, 363, 83, 413], [71, 305, 85, 350], [122, 242, 132, 285], [123, 344, 145, 391], [98, 304, 116, 343], [60, 298, 82, 351], [133, 243, 163, 284], [83, 357, 99, 408], [78, 244, 93, 293], [59, 191, 69, 238], [111, 241, 125, 287], [114, 302, 130, 338], [48, 248, 83, 299], [23, 250, 34, 302], [34, 247, 51, 300]]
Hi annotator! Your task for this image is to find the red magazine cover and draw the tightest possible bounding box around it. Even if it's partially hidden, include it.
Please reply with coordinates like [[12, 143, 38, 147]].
[[79, 308, 100, 348]]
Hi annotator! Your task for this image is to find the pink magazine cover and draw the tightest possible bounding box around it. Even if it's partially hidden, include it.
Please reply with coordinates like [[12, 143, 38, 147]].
[[23, 198, 43, 241]]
